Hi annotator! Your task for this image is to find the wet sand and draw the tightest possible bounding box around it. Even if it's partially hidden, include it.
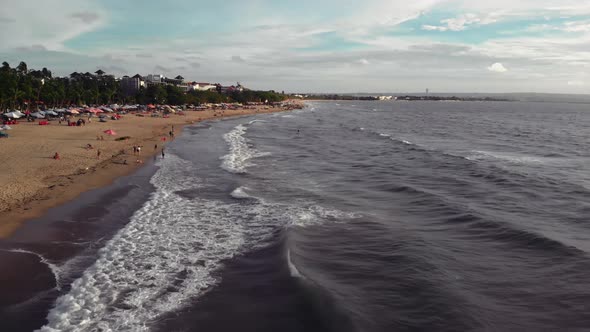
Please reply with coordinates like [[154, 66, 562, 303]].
[[0, 104, 300, 237]]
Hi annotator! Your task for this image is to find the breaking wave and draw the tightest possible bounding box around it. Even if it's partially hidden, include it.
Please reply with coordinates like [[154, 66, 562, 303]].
[[38, 151, 360, 332], [221, 124, 271, 174]]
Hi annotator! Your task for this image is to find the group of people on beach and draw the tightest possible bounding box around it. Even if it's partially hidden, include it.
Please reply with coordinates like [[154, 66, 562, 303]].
[[132, 145, 143, 155], [53, 124, 173, 162]]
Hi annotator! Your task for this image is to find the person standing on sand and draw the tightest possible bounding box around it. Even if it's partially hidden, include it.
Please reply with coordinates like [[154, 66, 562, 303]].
[[154, 144, 158, 151], [161, 147, 165, 159], [137, 146, 141, 155], [97, 149, 101, 159]]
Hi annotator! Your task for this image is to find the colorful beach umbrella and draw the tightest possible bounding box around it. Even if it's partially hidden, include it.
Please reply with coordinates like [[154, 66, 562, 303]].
[[103, 129, 117, 136]]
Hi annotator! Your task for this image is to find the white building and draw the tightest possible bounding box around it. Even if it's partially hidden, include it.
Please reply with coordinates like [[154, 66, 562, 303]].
[[192, 82, 217, 91]]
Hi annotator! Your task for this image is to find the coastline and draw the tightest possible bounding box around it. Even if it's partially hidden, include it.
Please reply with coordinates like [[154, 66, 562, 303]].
[[0, 104, 301, 238]]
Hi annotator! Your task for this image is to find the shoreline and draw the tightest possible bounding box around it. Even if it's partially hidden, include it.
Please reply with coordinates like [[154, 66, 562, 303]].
[[0, 103, 301, 238]]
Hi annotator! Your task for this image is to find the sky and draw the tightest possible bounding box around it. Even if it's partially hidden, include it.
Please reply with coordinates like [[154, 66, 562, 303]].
[[1, 0, 590, 93]]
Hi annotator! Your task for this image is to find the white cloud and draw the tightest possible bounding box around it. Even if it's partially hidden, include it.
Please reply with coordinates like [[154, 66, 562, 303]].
[[488, 62, 508, 72], [422, 25, 448, 31], [0, 0, 106, 51], [422, 13, 499, 32], [355, 0, 441, 26], [567, 80, 585, 86]]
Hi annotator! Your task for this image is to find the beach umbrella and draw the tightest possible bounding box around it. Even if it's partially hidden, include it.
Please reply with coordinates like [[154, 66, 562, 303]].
[[1, 125, 12, 130], [46, 110, 58, 116], [14, 111, 25, 117], [3, 112, 21, 119], [55, 109, 66, 113], [103, 129, 117, 136], [101, 107, 114, 113], [69, 109, 80, 114], [30, 112, 45, 119]]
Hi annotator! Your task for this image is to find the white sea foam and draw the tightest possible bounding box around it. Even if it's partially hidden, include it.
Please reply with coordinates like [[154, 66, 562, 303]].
[[287, 204, 360, 228], [281, 114, 295, 118], [38, 155, 246, 332], [286, 249, 303, 279], [221, 124, 271, 174], [39, 153, 360, 332], [467, 150, 543, 164], [230, 186, 253, 199], [4, 249, 62, 291], [375, 131, 416, 147]]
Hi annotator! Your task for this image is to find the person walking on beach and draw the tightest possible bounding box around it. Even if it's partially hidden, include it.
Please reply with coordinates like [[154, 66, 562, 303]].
[[97, 149, 101, 159], [137, 146, 141, 155], [154, 144, 158, 151], [133, 145, 137, 155], [161, 147, 165, 159]]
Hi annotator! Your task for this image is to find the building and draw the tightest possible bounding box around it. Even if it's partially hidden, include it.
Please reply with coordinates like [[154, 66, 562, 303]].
[[120, 74, 145, 96], [191, 82, 217, 91], [145, 74, 165, 85], [218, 82, 245, 94]]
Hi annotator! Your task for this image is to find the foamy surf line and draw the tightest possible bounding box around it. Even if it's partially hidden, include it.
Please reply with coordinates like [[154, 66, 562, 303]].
[[37, 155, 248, 332], [221, 123, 271, 174], [38, 152, 361, 332]]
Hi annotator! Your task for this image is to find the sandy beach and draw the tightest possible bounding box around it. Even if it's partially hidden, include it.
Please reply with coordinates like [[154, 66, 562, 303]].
[[0, 104, 300, 238]]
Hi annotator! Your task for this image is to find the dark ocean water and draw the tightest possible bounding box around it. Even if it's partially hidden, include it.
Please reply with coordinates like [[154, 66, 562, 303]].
[[2, 100, 590, 331]]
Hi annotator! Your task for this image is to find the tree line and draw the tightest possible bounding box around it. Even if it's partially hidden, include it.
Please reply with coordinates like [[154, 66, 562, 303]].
[[0, 61, 287, 110]]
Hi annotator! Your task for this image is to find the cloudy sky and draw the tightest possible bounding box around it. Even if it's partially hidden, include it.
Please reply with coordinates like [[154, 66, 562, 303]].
[[1, 0, 590, 93]]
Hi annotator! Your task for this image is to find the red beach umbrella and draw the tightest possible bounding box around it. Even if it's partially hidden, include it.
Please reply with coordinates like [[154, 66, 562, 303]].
[[104, 129, 117, 136]]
